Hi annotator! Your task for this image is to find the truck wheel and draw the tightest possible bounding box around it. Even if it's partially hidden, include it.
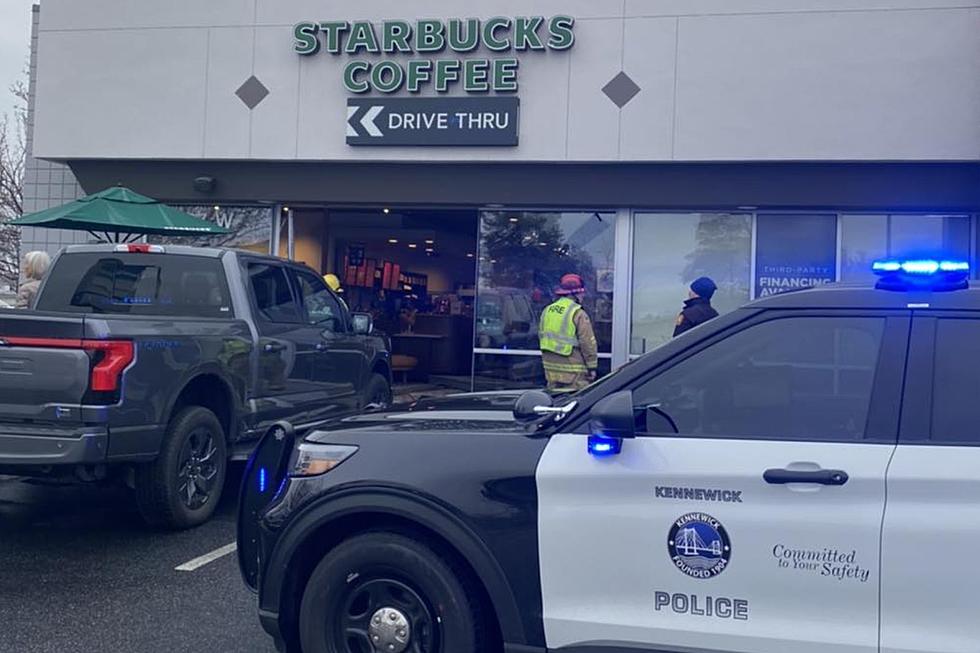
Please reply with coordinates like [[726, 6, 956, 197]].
[[135, 406, 227, 530], [298, 533, 485, 653], [363, 373, 392, 410]]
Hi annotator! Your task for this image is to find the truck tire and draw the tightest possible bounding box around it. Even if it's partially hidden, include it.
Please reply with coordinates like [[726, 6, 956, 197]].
[[363, 373, 392, 410], [298, 532, 486, 653], [135, 406, 227, 530]]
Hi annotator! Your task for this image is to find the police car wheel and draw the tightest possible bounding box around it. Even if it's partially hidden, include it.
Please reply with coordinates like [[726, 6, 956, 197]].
[[298, 532, 485, 653]]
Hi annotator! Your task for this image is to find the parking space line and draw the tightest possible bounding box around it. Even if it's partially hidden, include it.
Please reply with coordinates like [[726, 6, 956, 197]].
[[174, 542, 237, 572]]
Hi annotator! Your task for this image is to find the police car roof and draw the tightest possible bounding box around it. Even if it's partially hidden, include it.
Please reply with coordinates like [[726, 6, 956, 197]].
[[747, 281, 980, 311]]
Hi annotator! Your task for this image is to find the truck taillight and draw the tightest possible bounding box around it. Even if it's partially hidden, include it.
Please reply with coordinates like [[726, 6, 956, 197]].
[[2, 337, 134, 393], [83, 340, 135, 392]]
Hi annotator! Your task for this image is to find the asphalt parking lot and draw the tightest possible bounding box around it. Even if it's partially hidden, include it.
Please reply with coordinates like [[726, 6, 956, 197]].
[[0, 467, 274, 653]]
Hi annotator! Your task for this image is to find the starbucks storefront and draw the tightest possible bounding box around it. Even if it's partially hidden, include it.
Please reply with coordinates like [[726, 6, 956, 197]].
[[25, 2, 980, 388]]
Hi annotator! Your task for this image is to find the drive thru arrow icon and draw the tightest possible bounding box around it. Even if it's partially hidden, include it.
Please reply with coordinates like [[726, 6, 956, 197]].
[[346, 104, 385, 138]]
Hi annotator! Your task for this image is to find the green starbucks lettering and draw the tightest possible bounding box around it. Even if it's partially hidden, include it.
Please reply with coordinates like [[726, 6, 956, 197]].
[[293, 16, 575, 93]]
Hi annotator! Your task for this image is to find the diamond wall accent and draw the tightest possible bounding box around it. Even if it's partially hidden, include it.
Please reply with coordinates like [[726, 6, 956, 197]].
[[236, 75, 269, 110], [602, 71, 641, 109]]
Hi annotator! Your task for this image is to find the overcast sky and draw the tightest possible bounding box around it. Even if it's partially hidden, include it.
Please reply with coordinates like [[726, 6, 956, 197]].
[[0, 0, 34, 125]]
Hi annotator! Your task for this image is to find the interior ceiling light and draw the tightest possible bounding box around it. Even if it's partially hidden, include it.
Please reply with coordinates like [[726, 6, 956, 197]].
[[425, 239, 434, 244], [388, 238, 398, 244], [509, 217, 519, 223], [466, 253, 474, 258], [408, 243, 418, 249], [383, 208, 391, 214]]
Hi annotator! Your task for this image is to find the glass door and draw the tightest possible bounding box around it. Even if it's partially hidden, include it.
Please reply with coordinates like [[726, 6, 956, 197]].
[[473, 210, 616, 391]]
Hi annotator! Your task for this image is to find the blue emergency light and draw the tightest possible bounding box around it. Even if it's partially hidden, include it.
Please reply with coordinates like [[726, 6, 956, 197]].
[[587, 433, 623, 457], [872, 258, 970, 291]]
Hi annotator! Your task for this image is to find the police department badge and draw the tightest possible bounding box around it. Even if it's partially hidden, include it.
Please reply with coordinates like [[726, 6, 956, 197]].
[[668, 512, 731, 579]]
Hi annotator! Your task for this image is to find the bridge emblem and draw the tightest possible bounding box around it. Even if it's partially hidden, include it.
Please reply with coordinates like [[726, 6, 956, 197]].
[[667, 512, 731, 579]]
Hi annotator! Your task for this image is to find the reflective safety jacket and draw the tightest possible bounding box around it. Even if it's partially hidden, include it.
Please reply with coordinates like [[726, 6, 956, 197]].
[[539, 298, 599, 385], [540, 297, 581, 356]]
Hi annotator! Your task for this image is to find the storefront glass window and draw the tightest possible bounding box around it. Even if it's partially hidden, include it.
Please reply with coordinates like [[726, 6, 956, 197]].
[[162, 205, 274, 253], [840, 214, 971, 282], [474, 210, 615, 390], [630, 213, 751, 355]]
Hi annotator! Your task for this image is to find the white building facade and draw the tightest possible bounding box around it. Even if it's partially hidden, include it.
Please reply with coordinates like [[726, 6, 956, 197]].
[[23, 0, 980, 380]]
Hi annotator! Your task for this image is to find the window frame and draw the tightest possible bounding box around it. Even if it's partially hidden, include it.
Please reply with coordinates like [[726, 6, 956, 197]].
[[572, 309, 908, 444], [243, 260, 303, 325], [288, 266, 349, 333], [901, 313, 980, 446]]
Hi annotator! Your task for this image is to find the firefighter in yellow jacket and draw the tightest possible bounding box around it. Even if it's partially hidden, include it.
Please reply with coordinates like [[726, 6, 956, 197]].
[[539, 273, 598, 392]]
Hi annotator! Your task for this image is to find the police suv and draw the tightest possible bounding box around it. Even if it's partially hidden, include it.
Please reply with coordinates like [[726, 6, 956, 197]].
[[239, 259, 976, 653]]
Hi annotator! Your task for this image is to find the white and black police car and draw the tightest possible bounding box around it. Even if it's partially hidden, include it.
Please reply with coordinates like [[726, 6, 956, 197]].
[[239, 258, 978, 653]]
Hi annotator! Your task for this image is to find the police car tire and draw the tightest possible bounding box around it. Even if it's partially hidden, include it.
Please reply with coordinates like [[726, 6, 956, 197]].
[[134, 406, 227, 530], [298, 532, 486, 653]]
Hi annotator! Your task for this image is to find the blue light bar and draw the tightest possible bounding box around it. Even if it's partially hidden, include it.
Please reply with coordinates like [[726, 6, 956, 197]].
[[872, 258, 970, 276], [588, 434, 622, 457], [871, 258, 970, 292], [258, 467, 267, 493]]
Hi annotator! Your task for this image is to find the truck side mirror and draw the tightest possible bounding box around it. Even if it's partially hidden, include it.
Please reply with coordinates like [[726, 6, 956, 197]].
[[351, 313, 373, 335]]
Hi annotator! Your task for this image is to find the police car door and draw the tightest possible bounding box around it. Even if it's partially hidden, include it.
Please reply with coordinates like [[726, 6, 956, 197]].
[[880, 314, 980, 653], [537, 311, 908, 653]]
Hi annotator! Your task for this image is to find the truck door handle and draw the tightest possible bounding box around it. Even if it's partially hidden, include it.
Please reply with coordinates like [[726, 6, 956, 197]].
[[763, 468, 849, 486], [263, 342, 285, 353]]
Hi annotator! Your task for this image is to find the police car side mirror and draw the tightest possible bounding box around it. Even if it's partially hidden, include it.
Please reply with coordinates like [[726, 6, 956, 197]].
[[589, 391, 636, 440], [513, 390, 553, 423]]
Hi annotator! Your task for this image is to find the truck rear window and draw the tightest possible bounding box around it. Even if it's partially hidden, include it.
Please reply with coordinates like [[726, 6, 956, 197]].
[[36, 253, 232, 318]]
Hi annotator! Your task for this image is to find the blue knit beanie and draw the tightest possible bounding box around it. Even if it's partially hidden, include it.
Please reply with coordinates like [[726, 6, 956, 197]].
[[690, 276, 717, 299]]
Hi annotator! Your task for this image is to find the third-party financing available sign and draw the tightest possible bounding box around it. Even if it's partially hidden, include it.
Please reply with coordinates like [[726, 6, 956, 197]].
[[346, 97, 519, 146], [754, 214, 838, 298]]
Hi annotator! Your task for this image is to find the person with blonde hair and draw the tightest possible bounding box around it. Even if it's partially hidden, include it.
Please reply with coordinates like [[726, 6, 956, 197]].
[[16, 250, 51, 309]]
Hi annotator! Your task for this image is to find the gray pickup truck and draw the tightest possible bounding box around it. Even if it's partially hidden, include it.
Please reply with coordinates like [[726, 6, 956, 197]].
[[0, 244, 391, 529]]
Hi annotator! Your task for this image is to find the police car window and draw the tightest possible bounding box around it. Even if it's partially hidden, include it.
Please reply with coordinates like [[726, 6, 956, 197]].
[[294, 270, 344, 332], [247, 263, 301, 323], [931, 320, 980, 445], [632, 317, 885, 441]]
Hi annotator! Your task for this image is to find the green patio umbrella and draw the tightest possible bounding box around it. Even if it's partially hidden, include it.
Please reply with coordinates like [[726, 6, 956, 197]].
[[11, 186, 230, 242]]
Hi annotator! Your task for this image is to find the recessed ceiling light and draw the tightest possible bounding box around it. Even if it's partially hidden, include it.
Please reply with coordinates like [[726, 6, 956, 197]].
[[425, 248, 434, 253], [388, 238, 398, 244], [213, 205, 220, 211], [466, 253, 474, 258], [383, 208, 390, 214], [408, 243, 418, 249], [425, 239, 434, 244], [282, 206, 290, 212], [509, 217, 519, 223]]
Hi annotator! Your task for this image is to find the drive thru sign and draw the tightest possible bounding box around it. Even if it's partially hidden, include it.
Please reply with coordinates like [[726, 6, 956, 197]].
[[346, 97, 520, 146]]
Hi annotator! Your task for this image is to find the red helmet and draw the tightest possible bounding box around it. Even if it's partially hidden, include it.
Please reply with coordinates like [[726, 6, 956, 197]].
[[555, 273, 586, 295]]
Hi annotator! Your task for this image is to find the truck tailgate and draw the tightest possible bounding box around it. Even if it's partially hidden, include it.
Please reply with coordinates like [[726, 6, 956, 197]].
[[0, 310, 89, 423]]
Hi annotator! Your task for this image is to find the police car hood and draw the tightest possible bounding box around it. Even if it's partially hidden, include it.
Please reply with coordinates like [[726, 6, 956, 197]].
[[304, 391, 534, 440]]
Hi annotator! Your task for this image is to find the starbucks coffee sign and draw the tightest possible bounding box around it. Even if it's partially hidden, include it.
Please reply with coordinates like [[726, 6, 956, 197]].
[[293, 16, 575, 94]]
